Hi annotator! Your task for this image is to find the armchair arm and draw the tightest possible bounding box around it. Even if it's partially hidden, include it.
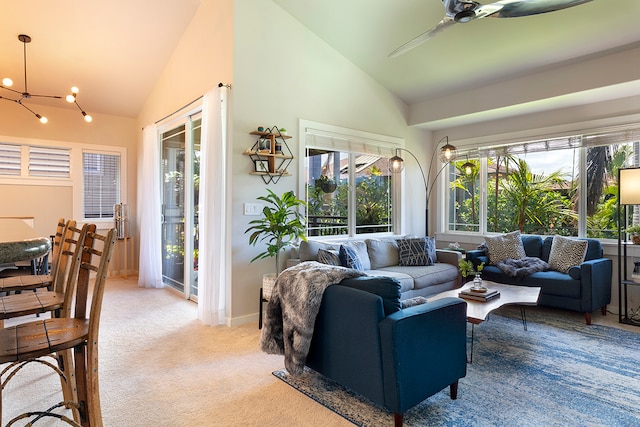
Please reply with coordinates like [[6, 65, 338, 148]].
[[579, 257, 612, 312], [378, 297, 467, 414], [466, 249, 489, 268], [436, 249, 462, 266]]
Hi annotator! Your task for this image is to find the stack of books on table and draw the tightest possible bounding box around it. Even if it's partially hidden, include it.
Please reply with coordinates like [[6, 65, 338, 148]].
[[458, 288, 500, 302]]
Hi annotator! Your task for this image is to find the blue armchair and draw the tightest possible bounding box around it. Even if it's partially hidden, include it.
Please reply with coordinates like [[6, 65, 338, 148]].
[[306, 277, 467, 426]]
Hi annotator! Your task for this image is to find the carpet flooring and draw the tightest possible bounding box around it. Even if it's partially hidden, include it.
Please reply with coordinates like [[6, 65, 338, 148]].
[[275, 306, 640, 426]]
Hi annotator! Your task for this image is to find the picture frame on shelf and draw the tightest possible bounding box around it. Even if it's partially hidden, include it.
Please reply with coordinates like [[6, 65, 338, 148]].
[[258, 138, 270, 153], [254, 160, 269, 173]]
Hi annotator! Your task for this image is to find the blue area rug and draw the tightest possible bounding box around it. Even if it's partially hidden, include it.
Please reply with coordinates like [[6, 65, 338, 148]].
[[273, 307, 640, 426]]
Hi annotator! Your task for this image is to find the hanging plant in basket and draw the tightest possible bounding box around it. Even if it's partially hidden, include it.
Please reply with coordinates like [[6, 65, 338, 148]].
[[315, 175, 337, 193]]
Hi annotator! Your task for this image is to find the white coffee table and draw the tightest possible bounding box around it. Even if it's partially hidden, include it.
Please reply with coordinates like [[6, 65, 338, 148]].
[[429, 281, 541, 362]]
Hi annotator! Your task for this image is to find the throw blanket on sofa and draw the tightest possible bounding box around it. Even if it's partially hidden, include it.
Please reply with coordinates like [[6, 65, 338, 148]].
[[496, 256, 550, 278], [259, 261, 366, 376]]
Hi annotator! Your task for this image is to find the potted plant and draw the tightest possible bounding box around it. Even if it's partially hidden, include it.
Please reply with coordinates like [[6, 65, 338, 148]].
[[315, 175, 337, 193], [626, 225, 640, 244], [245, 189, 307, 298], [459, 259, 485, 289]]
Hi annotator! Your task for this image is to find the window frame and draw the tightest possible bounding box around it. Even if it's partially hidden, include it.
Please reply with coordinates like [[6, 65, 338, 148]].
[[442, 127, 640, 240], [298, 120, 403, 239], [0, 135, 127, 229]]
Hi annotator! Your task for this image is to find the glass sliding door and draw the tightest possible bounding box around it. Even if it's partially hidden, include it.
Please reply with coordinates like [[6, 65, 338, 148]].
[[160, 116, 201, 299]]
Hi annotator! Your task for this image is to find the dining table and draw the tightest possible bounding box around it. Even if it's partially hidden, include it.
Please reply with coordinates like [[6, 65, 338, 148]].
[[0, 218, 51, 266]]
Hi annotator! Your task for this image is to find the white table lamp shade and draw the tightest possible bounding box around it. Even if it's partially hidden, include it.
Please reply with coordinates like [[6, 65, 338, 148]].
[[619, 168, 640, 205]]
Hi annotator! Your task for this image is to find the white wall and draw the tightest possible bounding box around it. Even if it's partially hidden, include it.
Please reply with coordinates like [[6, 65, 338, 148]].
[[231, 0, 431, 323]]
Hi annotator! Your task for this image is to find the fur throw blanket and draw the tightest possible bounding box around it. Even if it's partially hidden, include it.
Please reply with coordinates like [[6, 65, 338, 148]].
[[496, 257, 550, 278], [259, 261, 366, 376]]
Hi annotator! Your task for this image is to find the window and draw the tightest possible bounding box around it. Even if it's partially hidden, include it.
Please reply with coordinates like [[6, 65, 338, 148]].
[[302, 122, 402, 237], [83, 152, 121, 219], [446, 129, 640, 238], [0, 136, 127, 224]]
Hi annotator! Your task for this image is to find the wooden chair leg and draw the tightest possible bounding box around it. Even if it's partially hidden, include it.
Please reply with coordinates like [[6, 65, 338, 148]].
[[601, 306, 607, 316], [584, 312, 592, 325], [59, 348, 81, 423], [74, 344, 90, 426], [87, 334, 102, 427], [394, 412, 403, 427]]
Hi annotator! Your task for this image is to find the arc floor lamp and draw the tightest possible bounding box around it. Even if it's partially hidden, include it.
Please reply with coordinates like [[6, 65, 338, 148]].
[[390, 136, 473, 236]]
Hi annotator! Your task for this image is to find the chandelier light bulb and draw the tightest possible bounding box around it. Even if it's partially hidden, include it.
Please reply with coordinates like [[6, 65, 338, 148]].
[[2, 77, 13, 87], [37, 114, 48, 124], [83, 113, 93, 123], [465, 164, 472, 175], [66, 94, 75, 103], [71, 86, 79, 94]]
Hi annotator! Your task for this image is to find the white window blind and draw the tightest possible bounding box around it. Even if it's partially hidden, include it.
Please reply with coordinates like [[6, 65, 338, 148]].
[[305, 128, 399, 158], [0, 143, 21, 176], [29, 146, 71, 178], [83, 152, 121, 219]]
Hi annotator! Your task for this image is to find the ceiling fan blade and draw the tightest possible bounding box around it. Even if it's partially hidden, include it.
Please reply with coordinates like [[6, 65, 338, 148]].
[[388, 17, 455, 58], [487, 0, 593, 18]]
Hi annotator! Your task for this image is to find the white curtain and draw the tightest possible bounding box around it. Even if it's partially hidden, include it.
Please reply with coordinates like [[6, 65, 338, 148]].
[[197, 86, 230, 325], [137, 125, 164, 288]]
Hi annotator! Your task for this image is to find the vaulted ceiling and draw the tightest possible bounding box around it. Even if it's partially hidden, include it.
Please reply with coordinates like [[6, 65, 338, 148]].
[[2, 1, 640, 129]]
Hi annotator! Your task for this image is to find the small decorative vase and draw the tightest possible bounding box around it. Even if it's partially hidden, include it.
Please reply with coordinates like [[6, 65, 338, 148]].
[[472, 273, 483, 290]]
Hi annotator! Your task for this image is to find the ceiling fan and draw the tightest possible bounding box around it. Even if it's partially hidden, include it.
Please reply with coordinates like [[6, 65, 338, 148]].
[[388, 0, 593, 58]]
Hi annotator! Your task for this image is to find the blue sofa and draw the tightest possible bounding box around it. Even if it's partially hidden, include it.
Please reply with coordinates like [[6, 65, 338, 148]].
[[306, 276, 467, 427], [466, 235, 612, 325]]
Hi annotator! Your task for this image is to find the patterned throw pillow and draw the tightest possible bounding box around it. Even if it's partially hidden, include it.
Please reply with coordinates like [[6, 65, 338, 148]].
[[397, 237, 436, 266], [548, 235, 588, 273], [484, 230, 526, 264], [317, 248, 341, 266], [339, 244, 364, 270]]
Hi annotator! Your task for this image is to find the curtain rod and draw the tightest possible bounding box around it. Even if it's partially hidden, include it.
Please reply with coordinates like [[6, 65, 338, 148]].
[[154, 96, 203, 124], [152, 83, 231, 126]]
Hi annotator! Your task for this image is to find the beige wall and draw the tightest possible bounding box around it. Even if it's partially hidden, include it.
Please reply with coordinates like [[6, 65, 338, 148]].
[[0, 102, 138, 239]]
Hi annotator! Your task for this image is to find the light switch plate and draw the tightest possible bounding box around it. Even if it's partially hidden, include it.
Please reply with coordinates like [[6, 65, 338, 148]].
[[244, 203, 263, 216]]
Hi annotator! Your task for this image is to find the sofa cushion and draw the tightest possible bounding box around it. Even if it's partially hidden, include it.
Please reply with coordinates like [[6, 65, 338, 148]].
[[548, 235, 587, 273], [339, 244, 364, 270], [299, 240, 340, 261], [317, 248, 341, 266], [521, 235, 544, 258], [339, 276, 401, 315], [484, 231, 526, 264], [397, 237, 436, 266], [366, 238, 399, 269]]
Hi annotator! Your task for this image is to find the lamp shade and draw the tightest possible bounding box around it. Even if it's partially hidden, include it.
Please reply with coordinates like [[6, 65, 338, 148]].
[[619, 168, 640, 205]]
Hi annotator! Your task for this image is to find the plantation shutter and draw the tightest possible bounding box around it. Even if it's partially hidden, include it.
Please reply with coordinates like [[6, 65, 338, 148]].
[[29, 146, 71, 178], [0, 143, 21, 176]]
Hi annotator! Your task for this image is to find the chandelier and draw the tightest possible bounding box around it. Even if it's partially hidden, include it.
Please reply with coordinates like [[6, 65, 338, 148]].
[[0, 34, 92, 124]]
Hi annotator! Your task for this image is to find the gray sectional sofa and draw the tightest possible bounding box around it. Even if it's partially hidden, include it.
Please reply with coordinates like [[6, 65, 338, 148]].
[[295, 238, 462, 300]]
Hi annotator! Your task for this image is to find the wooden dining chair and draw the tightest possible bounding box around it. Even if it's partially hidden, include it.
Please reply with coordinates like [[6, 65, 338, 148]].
[[0, 226, 116, 427], [0, 220, 80, 328], [0, 218, 67, 295]]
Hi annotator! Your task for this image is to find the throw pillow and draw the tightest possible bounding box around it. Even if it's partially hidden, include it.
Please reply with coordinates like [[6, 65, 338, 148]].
[[548, 235, 588, 274], [397, 237, 436, 266], [339, 244, 364, 271], [317, 248, 341, 266], [484, 230, 526, 264]]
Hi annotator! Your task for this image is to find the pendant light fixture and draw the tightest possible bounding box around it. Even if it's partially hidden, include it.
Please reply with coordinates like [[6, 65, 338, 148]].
[[0, 34, 93, 124]]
